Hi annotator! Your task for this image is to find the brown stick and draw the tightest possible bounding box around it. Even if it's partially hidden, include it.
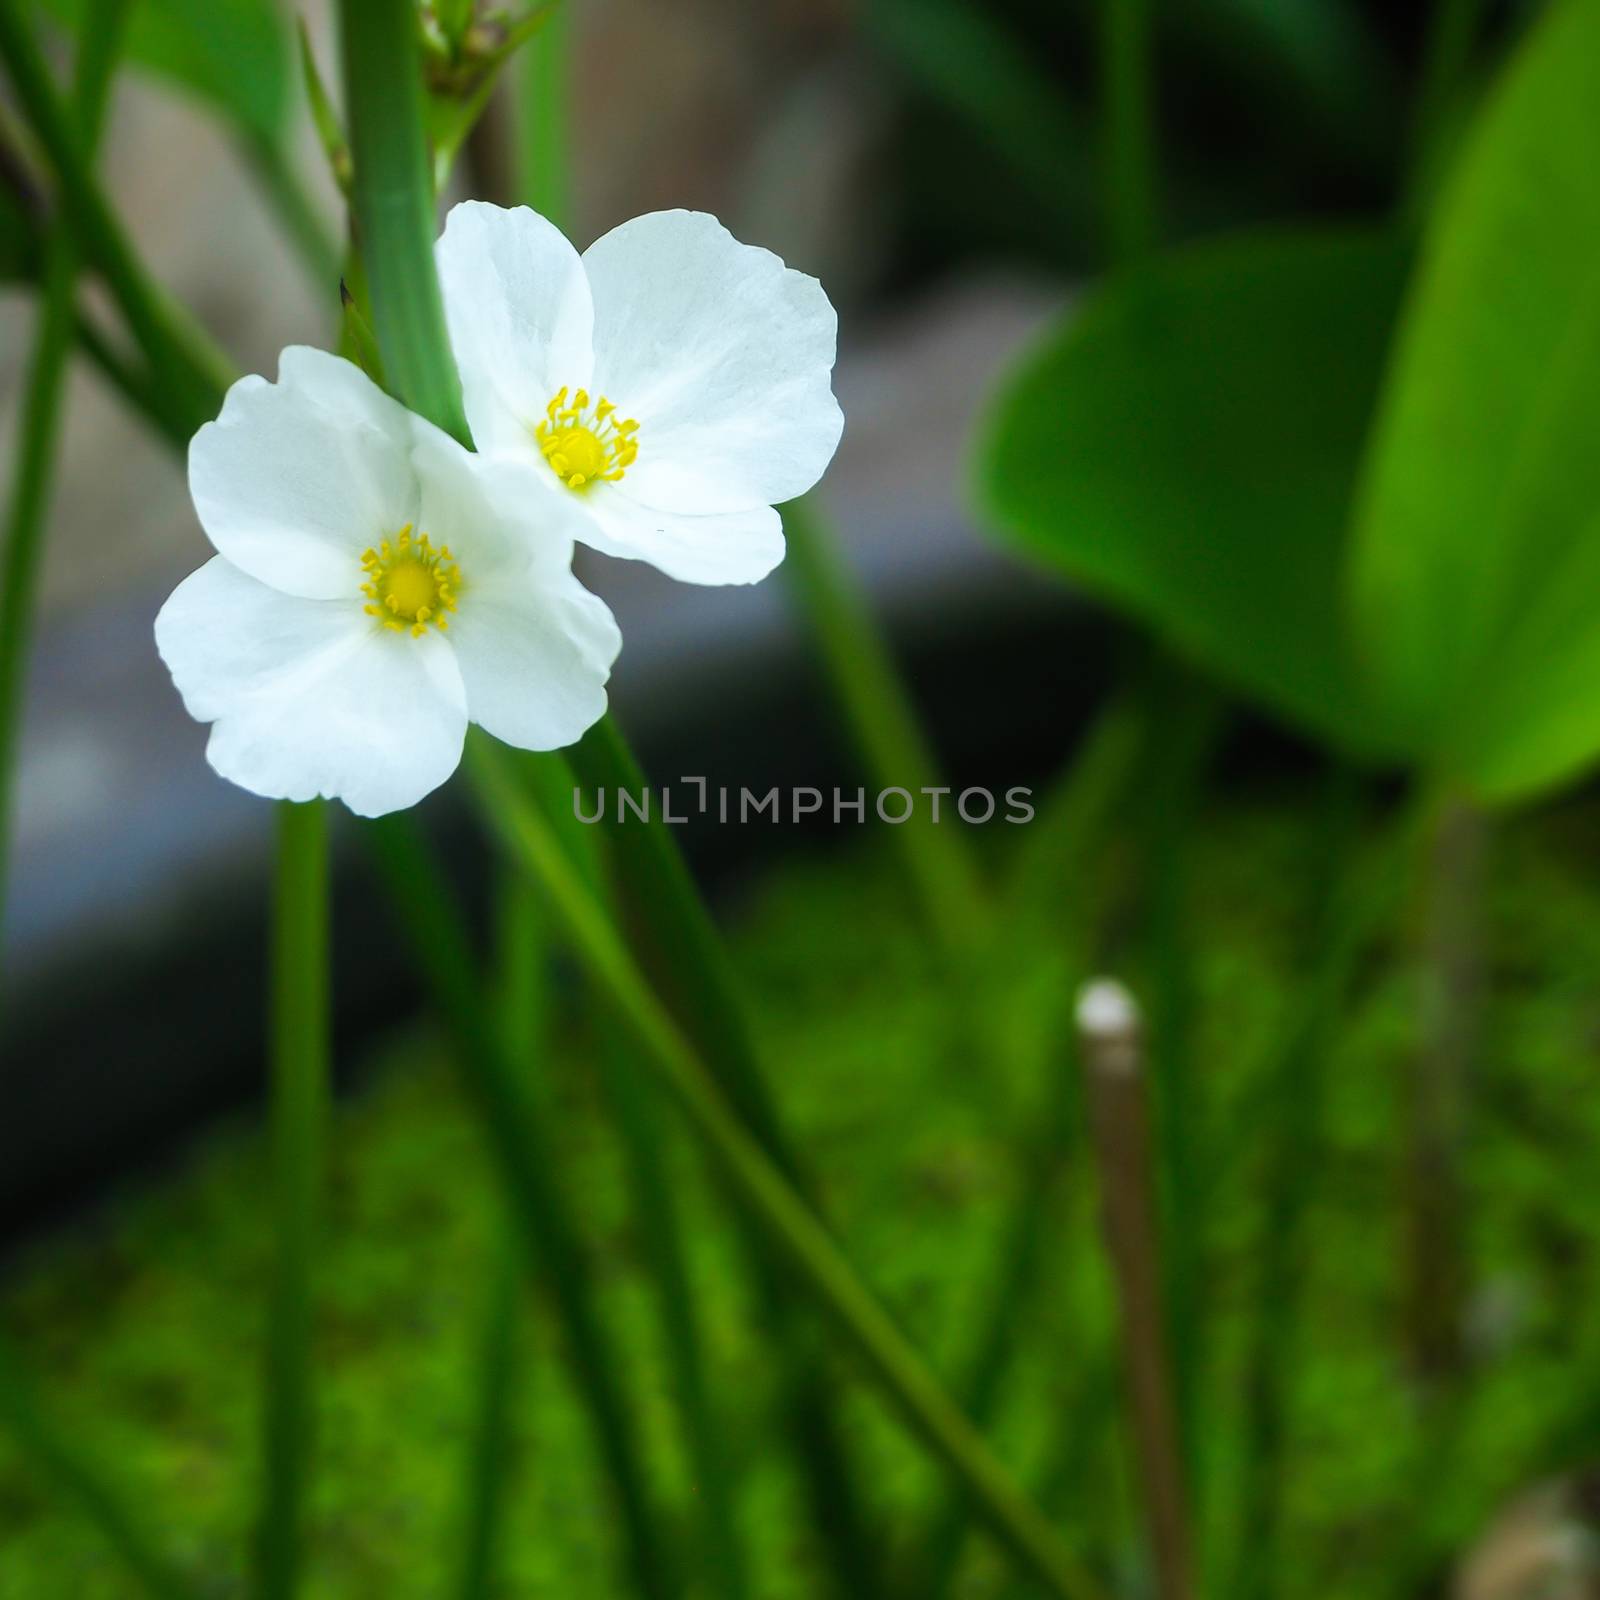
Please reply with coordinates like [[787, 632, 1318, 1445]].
[[1077, 978, 1195, 1600]]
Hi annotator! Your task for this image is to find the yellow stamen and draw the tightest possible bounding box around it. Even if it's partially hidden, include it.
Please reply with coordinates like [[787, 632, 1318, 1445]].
[[360, 528, 462, 638], [534, 386, 640, 491]]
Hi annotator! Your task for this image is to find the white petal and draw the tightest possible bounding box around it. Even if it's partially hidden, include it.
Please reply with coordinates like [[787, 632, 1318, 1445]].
[[577, 487, 786, 586], [408, 427, 587, 582], [436, 200, 595, 460], [449, 573, 620, 752], [583, 210, 843, 515], [188, 347, 419, 600], [155, 556, 468, 816]]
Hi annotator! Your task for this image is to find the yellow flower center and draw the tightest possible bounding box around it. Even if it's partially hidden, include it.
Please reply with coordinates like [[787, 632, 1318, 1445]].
[[535, 386, 638, 491], [361, 525, 461, 638]]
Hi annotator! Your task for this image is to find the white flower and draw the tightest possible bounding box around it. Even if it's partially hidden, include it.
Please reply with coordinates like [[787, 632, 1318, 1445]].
[[155, 347, 620, 817], [435, 203, 844, 586]]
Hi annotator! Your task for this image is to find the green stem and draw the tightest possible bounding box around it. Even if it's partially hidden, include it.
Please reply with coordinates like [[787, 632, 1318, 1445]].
[[74, 309, 193, 450], [0, 4, 232, 425], [0, 0, 128, 975], [454, 1221, 524, 1600], [256, 800, 330, 1600], [0, 1338, 200, 1599], [528, 761, 749, 1600], [780, 495, 989, 967], [513, 0, 569, 219], [337, 0, 468, 443], [1100, 0, 1159, 269], [364, 814, 682, 1600], [468, 736, 1105, 1600], [238, 133, 343, 299]]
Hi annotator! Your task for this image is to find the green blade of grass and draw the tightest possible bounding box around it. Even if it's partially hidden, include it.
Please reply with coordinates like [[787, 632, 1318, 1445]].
[[467, 734, 1106, 1600], [0, 4, 232, 426], [0, 0, 128, 977], [256, 798, 331, 1600]]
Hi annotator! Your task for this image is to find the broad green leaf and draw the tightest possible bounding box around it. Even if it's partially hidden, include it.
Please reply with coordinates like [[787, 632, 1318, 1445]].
[[42, 0, 291, 146], [976, 227, 1407, 756], [1349, 0, 1600, 804]]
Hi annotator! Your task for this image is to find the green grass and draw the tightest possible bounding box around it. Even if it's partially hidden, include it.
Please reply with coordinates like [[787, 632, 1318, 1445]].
[[6, 785, 1600, 1596]]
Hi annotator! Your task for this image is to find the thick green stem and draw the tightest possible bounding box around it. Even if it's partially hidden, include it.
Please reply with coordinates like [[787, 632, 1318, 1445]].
[[0, 0, 128, 974], [256, 800, 331, 1600], [780, 496, 989, 967], [468, 737, 1104, 1600], [337, 0, 467, 442]]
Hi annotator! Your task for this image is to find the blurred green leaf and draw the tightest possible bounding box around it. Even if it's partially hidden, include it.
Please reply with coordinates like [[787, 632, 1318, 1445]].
[[42, 0, 291, 145], [1349, 0, 1600, 804], [976, 227, 1407, 756]]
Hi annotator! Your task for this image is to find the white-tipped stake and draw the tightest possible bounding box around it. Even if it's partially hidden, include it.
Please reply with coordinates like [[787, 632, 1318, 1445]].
[[1076, 976, 1140, 1041], [1075, 974, 1194, 1600]]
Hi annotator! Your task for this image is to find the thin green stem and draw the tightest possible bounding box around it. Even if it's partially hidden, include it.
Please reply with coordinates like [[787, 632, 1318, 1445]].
[[74, 309, 192, 450], [514, 0, 569, 219], [0, 4, 232, 425], [1100, 0, 1159, 269], [468, 736, 1105, 1600], [780, 495, 989, 967], [238, 133, 343, 299], [0, 0, 127, 975], [451, 880, 545, 1600], [256, 800, 331, 1600], [526, 759, 749, 1600], [454, 1218, 525, 1600]]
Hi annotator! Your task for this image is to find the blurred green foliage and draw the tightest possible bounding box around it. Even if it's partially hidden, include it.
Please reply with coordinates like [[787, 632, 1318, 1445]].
[[981, 0, 1600, 811], [976, 227, 1406, 758], [1351, 0, 1600, 803], [38, 0, 292, 145], [6, 802, 1600, 1596]]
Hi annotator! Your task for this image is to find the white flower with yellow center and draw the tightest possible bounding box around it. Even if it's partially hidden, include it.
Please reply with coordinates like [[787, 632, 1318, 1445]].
[[435, 202, 844, 586], [155, 347, 620, 817]]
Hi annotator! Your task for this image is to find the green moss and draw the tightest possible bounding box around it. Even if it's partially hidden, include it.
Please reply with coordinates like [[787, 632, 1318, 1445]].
[[5, 793, 1600, 1596]]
